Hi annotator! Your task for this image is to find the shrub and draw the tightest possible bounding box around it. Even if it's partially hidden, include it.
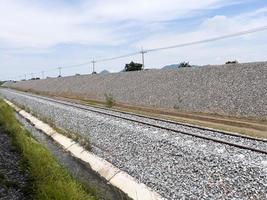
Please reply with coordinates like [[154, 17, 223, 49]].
[[104, 93, 115, 108], [179, 62, 191, 68]]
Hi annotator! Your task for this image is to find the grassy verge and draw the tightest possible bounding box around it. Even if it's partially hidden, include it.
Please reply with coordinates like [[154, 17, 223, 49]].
[[0, 99, 97, 200]]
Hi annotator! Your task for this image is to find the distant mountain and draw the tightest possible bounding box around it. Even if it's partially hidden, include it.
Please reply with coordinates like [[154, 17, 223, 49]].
[[99, 70, 110, 74], [162, 64, 180, 70], [162, 63, 199, 70]]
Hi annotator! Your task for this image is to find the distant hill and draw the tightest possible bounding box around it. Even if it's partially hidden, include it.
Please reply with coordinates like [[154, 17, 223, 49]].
[[99, 70, 110, 75]]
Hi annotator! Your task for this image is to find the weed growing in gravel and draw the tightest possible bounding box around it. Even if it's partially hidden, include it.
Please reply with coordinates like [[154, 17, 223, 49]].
[[53, 125, 92, 151], [11, 103, 92, 151], [104, 93, 115, 108], [12, 102, 31, 113], [34, 114, 92, 151], [173, 96, 183, 110], [40, 117, 93, 151], [173, 105, 179, 109], [0, 100, 97, 200]]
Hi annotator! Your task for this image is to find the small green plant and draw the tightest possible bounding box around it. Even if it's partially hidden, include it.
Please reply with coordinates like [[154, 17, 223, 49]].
[[173, 105, 179, 109], [173, 96, 183, 110], [104, 93, 115, 108]]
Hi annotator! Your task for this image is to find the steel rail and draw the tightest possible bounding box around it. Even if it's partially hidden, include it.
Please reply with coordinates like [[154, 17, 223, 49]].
[[76, 101, 267, 142], [14, 89, 266, 142]]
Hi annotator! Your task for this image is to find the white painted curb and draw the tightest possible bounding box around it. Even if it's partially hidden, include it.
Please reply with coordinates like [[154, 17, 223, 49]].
[[4, 99, 165, 200]]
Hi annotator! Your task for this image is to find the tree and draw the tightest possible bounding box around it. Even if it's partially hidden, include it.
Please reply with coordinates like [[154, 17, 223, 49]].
[[124, 61, 143, 72], [225, 60, 238, 64], [179, 62, 191, 68]]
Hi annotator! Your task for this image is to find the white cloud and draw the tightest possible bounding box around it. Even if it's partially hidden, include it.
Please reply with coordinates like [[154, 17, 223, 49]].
[[0, 0, 123, 48], [136, 7, 267, 49], [87, 0, 237, 22], [0, 0, 241, 48]]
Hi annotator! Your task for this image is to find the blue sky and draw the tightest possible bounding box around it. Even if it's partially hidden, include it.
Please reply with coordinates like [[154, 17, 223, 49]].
[[1, 0, 267, 80]]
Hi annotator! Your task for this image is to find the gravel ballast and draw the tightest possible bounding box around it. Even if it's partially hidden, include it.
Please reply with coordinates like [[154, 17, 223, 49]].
[[4, 62, 267, 120], [1, 89, 267, 200]]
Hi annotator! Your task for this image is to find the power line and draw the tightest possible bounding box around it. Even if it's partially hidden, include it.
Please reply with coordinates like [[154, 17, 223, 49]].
[[42, 52, 140, 72], [2, 25, 267, 81], [147, 26, 267, 52], [96, 51, 140, 63], [43, 25, 267, 69]]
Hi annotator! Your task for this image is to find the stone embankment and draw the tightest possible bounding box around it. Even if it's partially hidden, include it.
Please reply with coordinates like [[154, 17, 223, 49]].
[[4, 62, 267, 120]]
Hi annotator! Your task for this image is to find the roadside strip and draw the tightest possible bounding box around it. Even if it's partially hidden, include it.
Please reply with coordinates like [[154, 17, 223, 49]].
[[4, 99, 165, 200]]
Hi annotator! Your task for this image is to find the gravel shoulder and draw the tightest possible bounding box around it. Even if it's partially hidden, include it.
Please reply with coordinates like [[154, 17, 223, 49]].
[[0, 129, 31, 200]]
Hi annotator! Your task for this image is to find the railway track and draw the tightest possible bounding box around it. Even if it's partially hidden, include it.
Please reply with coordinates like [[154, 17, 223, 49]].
[[6, 89, 267, 155]]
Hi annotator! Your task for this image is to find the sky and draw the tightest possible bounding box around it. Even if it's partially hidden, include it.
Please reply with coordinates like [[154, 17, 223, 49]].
[[1, 0, 267, 80]]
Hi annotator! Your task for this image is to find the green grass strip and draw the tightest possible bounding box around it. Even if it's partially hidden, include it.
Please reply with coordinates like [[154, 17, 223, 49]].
[[0, 99, 97, 200]]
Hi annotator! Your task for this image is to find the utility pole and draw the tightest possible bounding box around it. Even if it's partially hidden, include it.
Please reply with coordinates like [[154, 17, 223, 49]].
[[140, 47, 147, 70], [92, 59, 96, 74], [24, 74, 27, 80], [41, 71, 45, 79], [58, 67, 61, 77], [31, 73, 34, 79]]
